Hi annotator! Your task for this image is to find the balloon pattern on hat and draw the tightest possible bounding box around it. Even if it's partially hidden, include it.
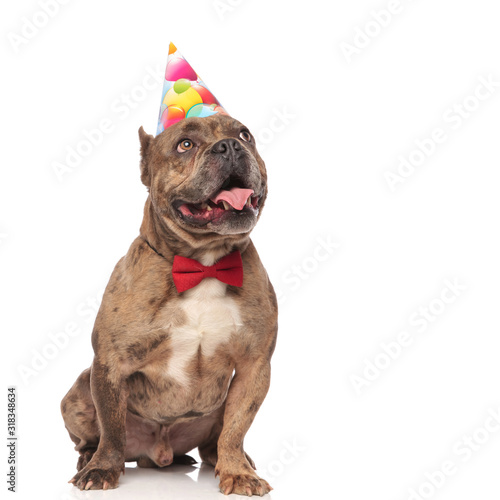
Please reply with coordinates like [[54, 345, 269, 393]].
[[156, 43, 228, 135]]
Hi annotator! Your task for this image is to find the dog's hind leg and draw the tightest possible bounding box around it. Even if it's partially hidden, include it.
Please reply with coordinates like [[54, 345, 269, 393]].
[[61, 368, 100, 471]]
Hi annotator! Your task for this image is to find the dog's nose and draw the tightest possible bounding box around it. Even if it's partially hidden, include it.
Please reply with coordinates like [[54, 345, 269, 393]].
[[211, 139, 241, 158]]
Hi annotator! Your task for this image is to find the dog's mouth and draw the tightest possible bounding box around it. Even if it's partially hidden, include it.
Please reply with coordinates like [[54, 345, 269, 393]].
[[174, 177, 260, 226]]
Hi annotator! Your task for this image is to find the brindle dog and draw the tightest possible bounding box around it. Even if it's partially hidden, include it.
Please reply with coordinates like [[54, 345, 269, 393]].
[[61, 113, 278, 496]]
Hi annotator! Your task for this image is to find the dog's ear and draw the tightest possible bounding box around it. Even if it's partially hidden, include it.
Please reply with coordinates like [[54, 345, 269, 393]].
[[138, 126, 154, 187]]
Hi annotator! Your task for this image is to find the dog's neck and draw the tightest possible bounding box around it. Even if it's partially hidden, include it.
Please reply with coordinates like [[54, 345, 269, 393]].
[[139, 197, 250, 265]]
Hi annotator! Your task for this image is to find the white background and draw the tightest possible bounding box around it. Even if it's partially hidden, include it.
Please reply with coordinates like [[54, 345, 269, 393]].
[[2, 0, 500, 499]]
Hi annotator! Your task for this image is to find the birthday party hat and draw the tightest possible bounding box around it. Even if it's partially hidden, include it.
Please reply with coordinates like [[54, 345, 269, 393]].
[[156, 43, 228, 135]]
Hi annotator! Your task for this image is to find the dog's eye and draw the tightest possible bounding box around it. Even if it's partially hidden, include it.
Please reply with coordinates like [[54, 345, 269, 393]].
[[177, 139, 194, 153], [239, 130, 251, 142]]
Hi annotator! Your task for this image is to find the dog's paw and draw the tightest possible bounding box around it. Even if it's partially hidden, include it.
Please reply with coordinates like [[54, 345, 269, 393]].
[[173, 454, 198, 465], [137, 456, 159, 468], [244, 452, 256, 470], [69, 463, 123, 490], [217, 470, 272, 496], [76, 448, 97, 472], [199, 446, 255, 470]]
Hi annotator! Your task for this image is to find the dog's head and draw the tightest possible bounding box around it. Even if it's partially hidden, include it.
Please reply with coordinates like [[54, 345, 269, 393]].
[[139, 114, 267, 245]]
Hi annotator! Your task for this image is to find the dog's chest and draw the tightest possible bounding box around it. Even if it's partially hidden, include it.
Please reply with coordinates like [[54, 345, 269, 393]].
[[165, 278, 242, 384]]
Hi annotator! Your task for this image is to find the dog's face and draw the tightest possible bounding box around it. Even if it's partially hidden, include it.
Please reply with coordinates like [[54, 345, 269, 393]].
[[139, 114, 267, 238]]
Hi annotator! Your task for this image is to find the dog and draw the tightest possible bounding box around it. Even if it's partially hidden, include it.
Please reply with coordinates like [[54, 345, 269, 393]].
[[61, 113, 278, 496]]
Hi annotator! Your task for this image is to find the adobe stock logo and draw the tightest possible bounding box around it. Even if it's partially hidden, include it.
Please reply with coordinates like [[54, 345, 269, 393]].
[[255, 107, 296, 153], [7, 0, 72, 54], [17, 290, 103, 384], [350, 277, 466, 394], [261, 439, 306, 481], [275, 236, 340, 306], [406, 405, 500, 500], [340, 0, 417, 64], [384, 74, 500, 191], [212, 0, 244, 21], [51, 64, 163, 182]]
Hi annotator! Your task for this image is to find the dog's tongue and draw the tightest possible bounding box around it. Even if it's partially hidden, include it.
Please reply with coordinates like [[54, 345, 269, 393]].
[[210, 187, 254, 210]]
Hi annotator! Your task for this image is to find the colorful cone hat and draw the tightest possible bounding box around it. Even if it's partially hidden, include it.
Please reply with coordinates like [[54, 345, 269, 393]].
[[156, 43, 229, 135]]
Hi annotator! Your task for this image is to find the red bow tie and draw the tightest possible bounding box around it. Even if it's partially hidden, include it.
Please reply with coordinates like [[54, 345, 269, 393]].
[[172, 250, 244, 293]]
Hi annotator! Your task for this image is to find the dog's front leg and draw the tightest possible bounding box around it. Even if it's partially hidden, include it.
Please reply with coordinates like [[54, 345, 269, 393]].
[[215, 358, 272, 496], [70, 357, 128, 490]]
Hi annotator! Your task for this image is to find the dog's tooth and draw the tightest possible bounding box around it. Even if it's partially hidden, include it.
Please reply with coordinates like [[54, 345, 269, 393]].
[[206, 205, 212, 211], [246, 197, 252, 207], [200, 202, 208, 210], [222, 201, 231, 210]]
